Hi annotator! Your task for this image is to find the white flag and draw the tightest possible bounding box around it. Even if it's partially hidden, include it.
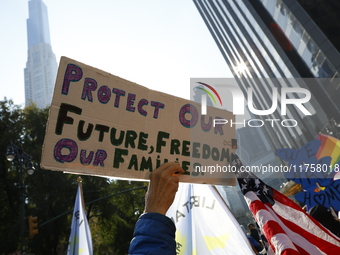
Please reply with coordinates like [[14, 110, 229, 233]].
[[166, 183, 255, 255], [67, 181, 93, 255]]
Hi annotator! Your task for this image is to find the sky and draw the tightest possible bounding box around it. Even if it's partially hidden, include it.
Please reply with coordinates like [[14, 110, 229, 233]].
[[0, 0, 232, 107]]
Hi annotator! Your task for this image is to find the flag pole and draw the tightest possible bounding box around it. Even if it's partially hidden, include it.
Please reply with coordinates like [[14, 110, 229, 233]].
[[77, 176, 86, 211], [67, 176, 93, 255], [212, 186, 257, 255], [212, 186, 232, 212]]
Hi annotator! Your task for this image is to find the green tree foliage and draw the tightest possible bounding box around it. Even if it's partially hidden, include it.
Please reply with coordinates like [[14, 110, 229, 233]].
[[0, 99, 147, 255], [0, 99, 24, 253], [92, 180, 146, 254]]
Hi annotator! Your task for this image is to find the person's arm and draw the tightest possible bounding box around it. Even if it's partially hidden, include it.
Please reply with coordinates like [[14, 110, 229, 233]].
[[128, 213, 176, 255], [128, 162, 184, 255]]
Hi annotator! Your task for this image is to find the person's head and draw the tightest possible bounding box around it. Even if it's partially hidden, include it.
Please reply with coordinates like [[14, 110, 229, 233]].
[[248, 223, 255, 230]]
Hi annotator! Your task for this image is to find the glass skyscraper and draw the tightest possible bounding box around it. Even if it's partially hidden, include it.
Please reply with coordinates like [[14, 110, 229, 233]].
[[24, 0, 57, 109], [193, 0, 340, 150], [194, 0, 340, 223]]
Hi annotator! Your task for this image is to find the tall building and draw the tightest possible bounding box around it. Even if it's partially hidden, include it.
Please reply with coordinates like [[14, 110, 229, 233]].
[[193, 0, 340, 226], [24, 0, 57, 109], [193, 0, 340, 150]]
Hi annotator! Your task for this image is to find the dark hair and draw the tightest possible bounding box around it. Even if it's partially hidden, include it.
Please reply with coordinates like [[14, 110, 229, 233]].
[[309, 205, 340, 237]]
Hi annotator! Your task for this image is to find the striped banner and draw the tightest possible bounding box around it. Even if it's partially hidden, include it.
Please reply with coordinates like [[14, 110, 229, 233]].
[[233, 153, 340, 255]]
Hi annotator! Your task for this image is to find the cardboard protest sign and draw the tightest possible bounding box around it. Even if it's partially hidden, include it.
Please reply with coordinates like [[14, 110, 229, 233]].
[[41, 57, 236, 185]]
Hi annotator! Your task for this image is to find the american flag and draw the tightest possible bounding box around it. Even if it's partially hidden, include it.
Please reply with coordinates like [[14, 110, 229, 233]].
[[232, 154, 340, 255]]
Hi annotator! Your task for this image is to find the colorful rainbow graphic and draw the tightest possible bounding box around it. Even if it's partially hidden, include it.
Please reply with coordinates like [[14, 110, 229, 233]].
[[195, 82, 223, 107], [316, 133, 340, 170], [315, 134, 340, 180]]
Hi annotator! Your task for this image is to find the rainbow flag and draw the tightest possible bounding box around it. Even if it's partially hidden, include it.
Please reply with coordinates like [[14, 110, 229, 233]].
[[316, 134, 340, 172]]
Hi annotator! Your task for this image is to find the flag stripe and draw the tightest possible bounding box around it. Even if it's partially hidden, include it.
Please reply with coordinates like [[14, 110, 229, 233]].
[[274, 209, 340, 254], [272, 199, 340, 245], [257, 210, 310, 255], [286, 244, 310, 255], [265, 206, 326, 255], [233, 153, 340, 255], [271, 189, 303, 211], [247, 197, 327, 255], [245, 193, 300, 254], [246, 190, 340, 254], [270, 234, 299, 255]]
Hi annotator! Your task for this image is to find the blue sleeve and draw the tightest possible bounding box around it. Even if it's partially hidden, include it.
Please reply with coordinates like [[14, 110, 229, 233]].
[[128, 213, 176, 255]]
